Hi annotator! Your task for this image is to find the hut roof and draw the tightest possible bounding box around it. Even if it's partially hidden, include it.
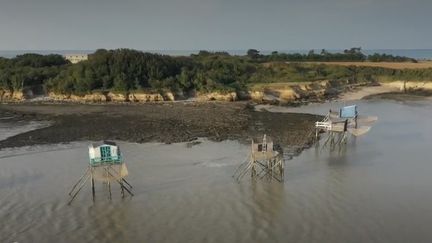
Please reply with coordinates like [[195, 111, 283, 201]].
[[90, 140, 117, 148], [252, 136, 273, 144]]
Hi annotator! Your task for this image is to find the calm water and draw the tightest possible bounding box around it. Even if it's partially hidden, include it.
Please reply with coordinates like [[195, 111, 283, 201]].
[[1, 99, 432, 242], [1, 49, 432, 59]]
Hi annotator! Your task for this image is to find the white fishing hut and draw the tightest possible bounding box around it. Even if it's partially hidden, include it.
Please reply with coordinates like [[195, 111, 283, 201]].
[[68, 141, 133, 204], [88, 141, 122, 166]]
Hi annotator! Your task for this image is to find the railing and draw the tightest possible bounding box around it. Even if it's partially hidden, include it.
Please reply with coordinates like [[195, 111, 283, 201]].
[[315, 121, 332, 130], [89, 155, 122, 166]]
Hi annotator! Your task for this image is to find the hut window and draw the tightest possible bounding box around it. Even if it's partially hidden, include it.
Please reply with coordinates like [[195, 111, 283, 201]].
[[100, 146, 111, 161]]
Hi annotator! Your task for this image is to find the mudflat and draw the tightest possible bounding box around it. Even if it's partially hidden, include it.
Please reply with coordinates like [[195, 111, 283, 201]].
[[0, 102, 320, 150]]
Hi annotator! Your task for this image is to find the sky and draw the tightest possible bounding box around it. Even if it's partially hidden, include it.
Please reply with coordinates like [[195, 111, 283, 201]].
[[0, 0, 431, 51]]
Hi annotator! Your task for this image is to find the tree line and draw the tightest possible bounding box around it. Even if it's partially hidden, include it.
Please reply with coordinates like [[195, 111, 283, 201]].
[[247, 48, 417, 63]]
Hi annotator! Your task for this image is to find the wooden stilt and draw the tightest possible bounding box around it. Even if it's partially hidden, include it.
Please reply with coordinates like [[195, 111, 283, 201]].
[[69, 167, 90, 196], [68, 172, 91, 205], [103, 167, 134, 196], [115, 179, 134, 196], [235, 161, 254, 181], [323, 133, 331, 147], [280, 159, 284, 181], [91, 176, 95, 202], [108, 181, 112, 200], [121, 178, 133, 189]]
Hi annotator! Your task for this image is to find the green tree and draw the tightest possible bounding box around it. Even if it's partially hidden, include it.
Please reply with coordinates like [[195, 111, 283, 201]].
[[247, 49, 260, 59]]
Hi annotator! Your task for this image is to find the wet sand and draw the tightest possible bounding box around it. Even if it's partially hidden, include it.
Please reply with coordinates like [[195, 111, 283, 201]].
[[338, 84, 399, 101], [363, 90, 432, 101], [330, 83, 432, 102], [0, 102, 320, 150]]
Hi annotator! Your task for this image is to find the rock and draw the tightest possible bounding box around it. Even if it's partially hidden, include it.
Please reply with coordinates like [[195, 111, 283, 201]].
[[49, 92, 107, 102], [249, 91, 264, 102], [247, 80, 351, 104], [107, 92, 128, 102], [236, 90, 251, 100], [48, 92, 70, 101], [196, 92, 237, 101], [0, 90, 25, 101], [163, 92, 175, 101], [71, 93, 107, 102], [128, 92, 164, 102]]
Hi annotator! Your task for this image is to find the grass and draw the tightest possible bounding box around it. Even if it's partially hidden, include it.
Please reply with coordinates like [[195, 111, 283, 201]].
[[287, 61, 432, 70], [248, 82, 316, 91]]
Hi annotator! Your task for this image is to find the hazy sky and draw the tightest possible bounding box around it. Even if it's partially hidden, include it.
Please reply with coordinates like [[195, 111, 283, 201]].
[[0, 0, 431, 50]]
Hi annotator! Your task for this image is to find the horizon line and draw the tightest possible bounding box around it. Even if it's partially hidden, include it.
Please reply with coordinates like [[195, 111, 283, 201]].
[[2, 48, 432, 51]]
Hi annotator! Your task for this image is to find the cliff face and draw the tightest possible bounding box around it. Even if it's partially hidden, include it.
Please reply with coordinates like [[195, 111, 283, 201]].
[[106, 92, 127, 102], [0, 90, 24, 101], [195, 92, 237, 102], [4, 80, 431, 103], [382, 81, 432, 92], [0, 81, 352, 103], [43, 91, 239, 102], [246, 80, 347, 104], [48, 92, 107, 102], [46, 91, 175, 103], [128, 93, 164, 102]]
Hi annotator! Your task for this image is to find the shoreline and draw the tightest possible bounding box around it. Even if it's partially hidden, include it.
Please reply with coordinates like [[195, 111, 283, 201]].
[[338, 84, 399, 101], [0, 79, 366, 105], [0, 102, 321, 152], [3, 80, 432, 105], [1, 84, 431, 151], [340, 81, 432, 101]]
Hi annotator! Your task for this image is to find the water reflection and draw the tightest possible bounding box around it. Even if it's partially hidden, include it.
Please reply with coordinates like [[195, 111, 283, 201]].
[[248, 181, 285, 242]]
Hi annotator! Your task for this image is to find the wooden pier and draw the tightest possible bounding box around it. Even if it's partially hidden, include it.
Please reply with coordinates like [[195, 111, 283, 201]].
[[315, 105, 377, 150]]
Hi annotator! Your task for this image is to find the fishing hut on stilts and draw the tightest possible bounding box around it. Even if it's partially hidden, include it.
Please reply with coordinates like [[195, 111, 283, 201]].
[[68, 141, 133, 204], [315, 105, 377, 150], [234, 135, 285, 182]]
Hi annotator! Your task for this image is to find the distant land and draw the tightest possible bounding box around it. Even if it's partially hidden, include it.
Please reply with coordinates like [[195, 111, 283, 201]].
[[291, 61, 432, 70], [1, 49, 432, 60]]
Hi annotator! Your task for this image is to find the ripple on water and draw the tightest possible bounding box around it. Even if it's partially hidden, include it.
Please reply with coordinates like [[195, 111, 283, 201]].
[[2, 100, 432, 242]]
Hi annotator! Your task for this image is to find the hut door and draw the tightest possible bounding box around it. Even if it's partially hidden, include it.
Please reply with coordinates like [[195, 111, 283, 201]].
[[100, 146, 111, 161]]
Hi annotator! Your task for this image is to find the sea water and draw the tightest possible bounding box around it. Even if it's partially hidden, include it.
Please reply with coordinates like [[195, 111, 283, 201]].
[[1, 99, 432, 242]]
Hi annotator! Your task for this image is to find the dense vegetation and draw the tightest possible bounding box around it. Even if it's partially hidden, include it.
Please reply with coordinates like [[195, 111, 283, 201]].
[[0, 54, 67, 92], [251, 48, 417, 63], [0, 49, 430, 96]]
